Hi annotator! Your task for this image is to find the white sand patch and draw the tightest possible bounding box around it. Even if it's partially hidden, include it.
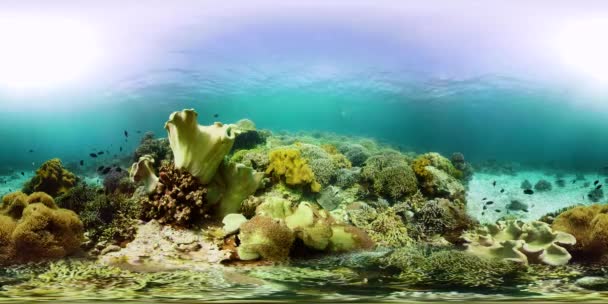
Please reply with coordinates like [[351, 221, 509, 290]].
[[466, 171, 604, 223], [0, 172, 33, 197]]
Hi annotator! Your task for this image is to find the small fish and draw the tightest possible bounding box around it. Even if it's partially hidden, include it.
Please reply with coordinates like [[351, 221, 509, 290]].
[[481, 212, 485, 216], [485, 201, 494, 205], [572, 180, 576, 184], [28, 149, 34, 153], [97, 166, 104, 172], [20, 172, 24, 176], [97, 151, 104, 155], [213, 113, 219, 118], [482, 197, 487, 200], [594, 180, 600, 185], [80, 160, 84, 166], [492, 181, 496, 187], [523, 209, 529, 213], [483, 206, 487, 210], [597, 185, 603, 190], [120, 146, 123, 152], [102, 167, 111, 174], [136, 130, 142, 134], [115, 167, 123, 173], [89, 153, 97, 158], [500, 189, 505, 193], [523, 189, 534, 195], [124, 130, 128, 137], [495, 209, 501, 213]]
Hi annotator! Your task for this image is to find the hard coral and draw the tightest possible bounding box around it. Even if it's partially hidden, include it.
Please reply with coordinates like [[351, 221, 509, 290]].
[[266, 148, 321, 192], [0, 191, 84, 265], [361, 152, 418, 200], [139, 163, 210, 227], [412, 198, 475, 242], [237, 215, 295, 261], [412, 153, 465, 201], [22, 158, 77, 197], [165, 109, 235, 184], [552, 204, 608, 262], [133, 131, 173, 166]]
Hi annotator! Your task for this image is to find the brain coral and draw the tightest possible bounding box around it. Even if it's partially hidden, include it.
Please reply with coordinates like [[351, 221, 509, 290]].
[[0, 191, 84, 265], [23, 158, 77, 197]]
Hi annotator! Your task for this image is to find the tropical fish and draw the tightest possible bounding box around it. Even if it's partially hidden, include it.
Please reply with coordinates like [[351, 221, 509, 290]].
[[481, 212, 485, 216], [482, 197, 487, 200], [213, 113, 219, 118], [120, 146, 123, 152], [137, 130, 142, 134], [594, 180, 600, 185], [28, 149, 34, 153], [483, 206, 487, 210], [492, 181, 496, 187], [500, 189, 505, 193], [20, 172, 24, 176], [523, 189, 534, 195], [494, 209, 501, 213], [597, 185, 603, 190], [80, 160, 84, 166], [97, 151, 104, 155], [485, 201, 494, 205], [572, 180, 576, 184], [124, 130, 128, 137], [89, 153, 97, 158]]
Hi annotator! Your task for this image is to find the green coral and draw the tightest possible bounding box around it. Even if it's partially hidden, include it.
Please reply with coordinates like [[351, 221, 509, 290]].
[[360, 152, 418, 200]]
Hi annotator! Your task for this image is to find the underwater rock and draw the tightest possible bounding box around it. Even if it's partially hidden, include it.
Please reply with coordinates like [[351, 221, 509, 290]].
[[361, 152, 418, 200], [208, 160, 264, 218], [507, 199, 529, 212], [139, 163, 210, 227], [103, 168, 134, 195], [22, 158, 77, 197], [165, 109, 235, 184], [338, 143, 370, 167], [317, 186, 342, 211], [575, 276, 608, 291], [133, 131, 173, 166], [265, 148, 321, 192], [335, 167, 361, 189], [462, 220, 576, 266], [100, 220, 229, 271], [552, 204, 608, 262], [555, 179, 566, 188], [587, 187, 604, 202], [520, 179, 533, 190], [130, 154, 159, 194], [0, 191, 83, 265], [534, 179, 553, 192]]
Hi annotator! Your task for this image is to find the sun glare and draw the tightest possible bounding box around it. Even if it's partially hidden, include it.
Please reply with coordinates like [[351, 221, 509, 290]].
[[554, 18, 608, 85], [0, 15, 102, 90]]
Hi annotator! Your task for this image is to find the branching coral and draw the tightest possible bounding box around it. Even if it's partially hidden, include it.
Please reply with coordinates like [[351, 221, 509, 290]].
[[266, 148, 321, 192], [462, 220, 576, 265], [346, 202, 412, 248], [165, 109, 235, 184], [139, 163, 209, 227], [411, 198, 475, 242], [133, 131, 173, 166], [360, 152, 418, 200], [0, 191, 83, 265], [22, 158, 77, 197], [552, 204, 608, 262]]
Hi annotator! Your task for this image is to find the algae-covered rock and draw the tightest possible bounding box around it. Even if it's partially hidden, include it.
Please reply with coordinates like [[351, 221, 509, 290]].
[[462, 220, 575, 265], [165, 109, 235, 184]]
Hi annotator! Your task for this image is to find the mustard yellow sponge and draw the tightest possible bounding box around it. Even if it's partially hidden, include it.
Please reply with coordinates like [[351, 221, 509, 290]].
[[23, 158, 77, 197], [266, 149, 321, 192]]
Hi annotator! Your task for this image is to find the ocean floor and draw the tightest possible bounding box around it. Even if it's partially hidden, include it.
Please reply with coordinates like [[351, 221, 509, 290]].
[[467, 170, 605, 223]]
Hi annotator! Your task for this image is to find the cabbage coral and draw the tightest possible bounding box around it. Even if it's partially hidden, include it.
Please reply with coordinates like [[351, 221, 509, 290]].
[[165, 109, 235, 184], [0, 191, 84, 265], [130, 154, 159, 194], [266, 148, 321, 192], [209, 160, 264, 217], [23, 158, 77, 197]]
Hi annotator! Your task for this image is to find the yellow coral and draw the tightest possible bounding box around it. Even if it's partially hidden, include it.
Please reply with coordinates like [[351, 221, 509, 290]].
[[412, 156, 433, 183], [552, 204, 608, 260], [321, 144, 339, 155], [24, 158, 76, 197], [266, 149, 321, 192]]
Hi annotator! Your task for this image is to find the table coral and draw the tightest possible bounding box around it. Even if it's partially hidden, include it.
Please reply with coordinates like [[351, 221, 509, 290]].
[[22, 158, 77, 197], [462, 220, 575, 266], [266, 148, 321, 192], [0, 191, 83, 265]]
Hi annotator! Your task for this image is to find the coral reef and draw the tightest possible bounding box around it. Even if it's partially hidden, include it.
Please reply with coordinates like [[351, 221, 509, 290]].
[[534, 179, 553, 192], [266, 148, 321, 192], [462, 220, 576, 265], [22, 158, 77, 197], [165, 109, 235, 184], [361, 152, 418, 200], [450, 152, 474, 184], [103, 167, 135, 195], [237, 215, 295, 261], [412, 153, 465, 201], [130, 154, 159, 194], [335, 167, 361, 189], [139, 163, 209, 227], [209, 160, 264, 217], [0, 191, 83, 265], [552, 204, 608, 262], [338, 143, 370, 167], [346, 202, 412, 247], [133, 131, 173, 166], [411, 198, 475, 242], [230, 147, 270, 170]]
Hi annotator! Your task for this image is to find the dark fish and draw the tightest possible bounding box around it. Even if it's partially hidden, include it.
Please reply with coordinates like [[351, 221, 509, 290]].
[[89, 153, 97, 158], [120, 146, 123, 152], [137, 130, 142, 134], [115, 167, 122, 173], [102, 167, 111, 175], [213, 113, 219, 118], [523, 189, 534, 195], [500, 189, 505, 193], [597, 185, 603, 190], [485, 201, 494, 205], [124, 130, 128, 137], [572, 180, 576, 184], [481, 212, 485, 216], [20, 172, 24, 176], [495, 209, 501, 213], [80, 160, 84, 166], [97, 151, 104, 155], [97, 166, 104, 171], [492, 181, 496, 187], [483, 206, 487, 210], [523, 209, 529, 213], [482, 197, 487, 200], [594, 180, 599, 185], [28, 149, 34, 153]]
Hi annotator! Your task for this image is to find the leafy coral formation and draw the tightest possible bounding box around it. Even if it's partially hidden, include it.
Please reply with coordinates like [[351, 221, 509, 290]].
[[0, 191, 83, 265], [266, 148, 321, 192], [462, 220, 576, 266], [209, 160, 264, 217], [22, 158, 77, 197]]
